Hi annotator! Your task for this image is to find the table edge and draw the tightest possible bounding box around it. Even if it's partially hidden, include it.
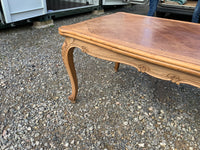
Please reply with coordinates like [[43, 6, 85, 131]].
[[59, 29, 200, 75]]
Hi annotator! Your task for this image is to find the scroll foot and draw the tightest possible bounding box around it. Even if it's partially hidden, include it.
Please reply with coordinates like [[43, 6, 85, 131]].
[[68, 95, 76, 103]]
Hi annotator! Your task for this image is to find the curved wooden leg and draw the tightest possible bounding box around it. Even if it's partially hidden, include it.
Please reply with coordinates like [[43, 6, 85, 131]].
[[114, 62, 120, 72], [62, 42, 78, 103]]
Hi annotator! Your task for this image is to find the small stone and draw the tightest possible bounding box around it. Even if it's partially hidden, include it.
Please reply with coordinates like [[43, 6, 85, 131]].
[[148, 107, 153, 111], [189, 147, 193, 150], [138, 143, 144, 147], [72, 126, 76, 130], [141, 130, 145, 135], [30, 138, 34, 142], [35, 133, 40, 137], [2, 130, 7, 137], [139, 115, 144, 121], [160, 142, 166, 147], [71, 140, 75, 145], [0, 74, 4, 79], [94, 141, 100, 146], [26, 146, 31, 149], [116, 102, 120, 105], [64, 142, 69, 147], [32, 143, 36, 147], [35, 141, 40, 146], [160, 110, 164, 114], [123, 121, 128, 126], [27, 127, 31, 131], [89, 126, 93, 131], [134, 117, 138, 122], [53, 97, 59, 100]]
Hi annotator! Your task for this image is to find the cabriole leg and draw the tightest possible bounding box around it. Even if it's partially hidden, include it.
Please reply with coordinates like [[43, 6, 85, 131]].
[[62, 42, 78, 103]]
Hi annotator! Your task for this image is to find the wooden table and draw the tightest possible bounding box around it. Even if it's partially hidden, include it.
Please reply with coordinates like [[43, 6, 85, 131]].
[[59, 12, 200, 103]]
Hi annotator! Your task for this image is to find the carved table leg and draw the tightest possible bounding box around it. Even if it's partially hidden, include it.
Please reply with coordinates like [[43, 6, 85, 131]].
[[114, 62, 120, 72], [62, 42, 78, 103]]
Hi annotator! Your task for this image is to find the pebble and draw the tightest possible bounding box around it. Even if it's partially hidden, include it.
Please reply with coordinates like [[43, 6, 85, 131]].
[[71, 140, 75, 145], [134, 117, 138, 122], [27, 127, 32, 131], [123, 121, 129, 126], [148, 107, 153, 111], [138, 143, 145, 147], [89, 126, 93, 131], [2, 130, 7, 137], [0, 74, 4, 79], [160, 142, 166, 147], [160, 110, 165, 114], [36, 141, 40, 146], [35, 133, 40, 137], [139, 115, 144, 120], [64, 142, 69, 147]]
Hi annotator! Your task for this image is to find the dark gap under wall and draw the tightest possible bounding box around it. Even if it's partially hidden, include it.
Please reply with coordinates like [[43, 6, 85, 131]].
[[46, 0, 90, 10]]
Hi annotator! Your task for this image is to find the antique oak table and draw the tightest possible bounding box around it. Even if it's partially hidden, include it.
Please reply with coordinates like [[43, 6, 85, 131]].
[[59, 12, 200, 103]]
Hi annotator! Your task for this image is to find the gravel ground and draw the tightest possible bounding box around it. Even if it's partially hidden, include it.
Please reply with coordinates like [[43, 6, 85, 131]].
[[0, 4, 200, 150]]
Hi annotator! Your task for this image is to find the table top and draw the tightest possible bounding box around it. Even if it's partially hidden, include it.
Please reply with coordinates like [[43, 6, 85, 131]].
[[59, 12, 200, 72]]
